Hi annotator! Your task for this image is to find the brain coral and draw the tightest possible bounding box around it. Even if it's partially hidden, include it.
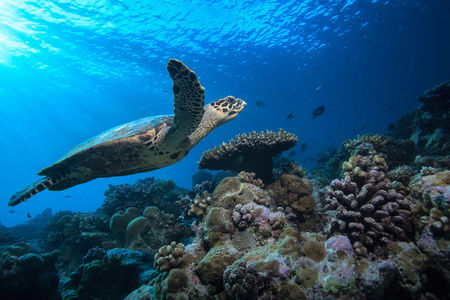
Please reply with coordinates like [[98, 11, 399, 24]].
[[198, 129, 298, 183]]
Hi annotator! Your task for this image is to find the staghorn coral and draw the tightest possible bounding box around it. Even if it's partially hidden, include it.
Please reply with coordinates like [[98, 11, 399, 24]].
[[325, 154, 414, 257], [154, 242, 186, 273], [198, 129, 298, 183]]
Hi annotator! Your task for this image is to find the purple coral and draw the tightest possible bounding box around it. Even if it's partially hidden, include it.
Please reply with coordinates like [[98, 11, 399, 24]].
[[232, 203, 254, 230], [325, 156, 414, 255]]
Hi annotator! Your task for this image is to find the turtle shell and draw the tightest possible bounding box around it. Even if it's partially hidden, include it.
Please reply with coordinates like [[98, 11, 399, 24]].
[[39, 115, 174, 179]]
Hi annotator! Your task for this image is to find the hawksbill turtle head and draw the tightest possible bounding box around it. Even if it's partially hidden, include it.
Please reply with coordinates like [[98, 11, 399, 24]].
[[186, 96, 246, 147], [207, 96, 246, 126]]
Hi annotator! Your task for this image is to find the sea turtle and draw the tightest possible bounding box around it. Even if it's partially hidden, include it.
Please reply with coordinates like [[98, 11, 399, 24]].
[[9, 59, 246, 206]]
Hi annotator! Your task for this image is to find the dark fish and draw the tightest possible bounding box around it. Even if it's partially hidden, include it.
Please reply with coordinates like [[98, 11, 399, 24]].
[[287, 113, 296, 119], [301, 142, 308, 152], [289, 150, 296, 157], [312, 106, 325, 119], [361, 124, 366, 130], [27, 213, 31, 218], [256, 101, 265, 108], [8, 210, 15, 213], [390, 105, 394, 109], [64, 195, 72, 198]]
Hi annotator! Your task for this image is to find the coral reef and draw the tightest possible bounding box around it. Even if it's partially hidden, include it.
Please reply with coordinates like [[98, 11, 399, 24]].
[[122, 206, 192, 253], [389, 80, 450, 155], [62, 248, 153, 300], [0, 242, 61, 300], [102, 177, 186, 217], [343, 134, 416, 169], [198, 129, 298, 183], [2, 208, 53, 240], [411, 171, 450, 237], [42, 211, 109, 254]]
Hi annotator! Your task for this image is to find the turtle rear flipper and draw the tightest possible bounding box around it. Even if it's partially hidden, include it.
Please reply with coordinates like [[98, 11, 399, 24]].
[[9, 177, 54, 206]]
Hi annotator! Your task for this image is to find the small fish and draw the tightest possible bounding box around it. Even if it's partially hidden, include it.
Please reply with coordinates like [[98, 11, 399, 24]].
[[289, 150, 296, 157], [8, 210, 15, 214], [312, 106, 325, 119], [27, 213, 32, 218], [307, 98, 315, 101], [272, 91, 281, 96], [361, 124, 366, 130], [256, 101, 265, 108], [315, 84, 324, 90], [301, 142, 308, 152], [287, 113, 296, 119], [64, 195, 72, 198], [390, 105, 394, 109]]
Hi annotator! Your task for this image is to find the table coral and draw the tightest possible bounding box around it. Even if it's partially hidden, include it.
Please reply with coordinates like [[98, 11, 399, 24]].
[[198, 129, 298, 183]]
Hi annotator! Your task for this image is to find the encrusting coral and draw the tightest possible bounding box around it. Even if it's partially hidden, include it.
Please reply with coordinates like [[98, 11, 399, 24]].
[[268, 174, 316, 223], [198, 129, 298, 183]]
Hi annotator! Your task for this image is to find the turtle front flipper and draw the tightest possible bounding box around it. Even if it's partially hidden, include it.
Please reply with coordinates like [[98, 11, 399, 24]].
[[9, 177, 55, 206], [167, 59, 205, 137]]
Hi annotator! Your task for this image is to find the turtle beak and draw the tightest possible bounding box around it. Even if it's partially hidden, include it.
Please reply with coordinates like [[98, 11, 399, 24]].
[[238, 99, 246, 112], [224, 96, 246, 112]]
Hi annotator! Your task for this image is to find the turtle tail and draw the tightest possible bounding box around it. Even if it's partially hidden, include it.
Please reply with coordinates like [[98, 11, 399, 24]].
[[9, 177, 55, 206]]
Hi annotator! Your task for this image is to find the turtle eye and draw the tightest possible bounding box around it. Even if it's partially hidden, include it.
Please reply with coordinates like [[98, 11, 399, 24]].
[[226, 96, 236, 104]]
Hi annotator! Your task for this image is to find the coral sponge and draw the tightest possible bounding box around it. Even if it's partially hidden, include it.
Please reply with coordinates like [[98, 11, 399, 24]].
[[198, 129, 298, 183]]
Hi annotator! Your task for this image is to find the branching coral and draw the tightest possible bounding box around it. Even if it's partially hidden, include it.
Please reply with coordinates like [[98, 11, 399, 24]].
[[198, 129, 298, 183], [325, 154, 414, 257]]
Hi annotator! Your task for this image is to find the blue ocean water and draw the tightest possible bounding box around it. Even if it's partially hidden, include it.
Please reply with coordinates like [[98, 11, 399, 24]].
[[0, 0, 449, 227]]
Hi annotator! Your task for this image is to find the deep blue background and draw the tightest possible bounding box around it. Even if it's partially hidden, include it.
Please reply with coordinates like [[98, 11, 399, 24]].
[[1, 0, 449, 226]]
